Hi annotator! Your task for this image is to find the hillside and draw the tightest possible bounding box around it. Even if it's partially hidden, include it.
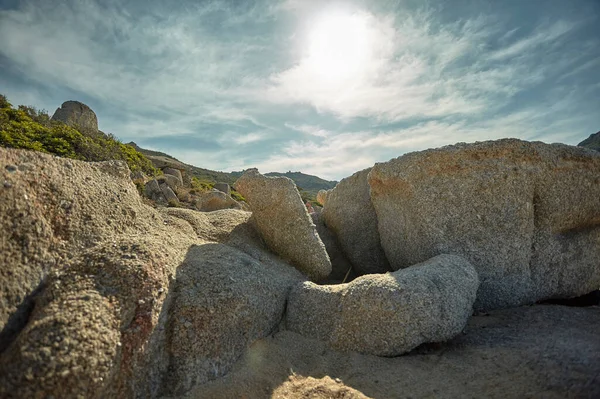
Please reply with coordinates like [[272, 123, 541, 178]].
[[0, 95, 157, 175], [130, 141, 338, 198], [578, 131, 600, 151]]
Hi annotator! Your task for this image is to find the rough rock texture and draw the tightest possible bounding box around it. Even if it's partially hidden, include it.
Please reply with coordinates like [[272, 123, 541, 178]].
[[311, 212, 355, 282], [145, 179, 164, 202], [369, 139, 600, 311], [578, 130, 600, 151], [286, 254, 479, 356], [322, 168, 390, 275], [163, 243, 303, 396], [214, 182, 230, 195], [186, 305, 600, 399], [159, 183, 179, 204], [195, 191, 241, 212], [158, 174, 182, 190], [162, 168, 183, 185], [272, 375, 372, 399], [234, 169, 331, 281], [0, 147, 199, 398], [316, 189, 330, 206], [51, 100, 99, 131]]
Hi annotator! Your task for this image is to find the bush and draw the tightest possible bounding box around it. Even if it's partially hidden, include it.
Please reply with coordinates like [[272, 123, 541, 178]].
[[231, 189, 245, 202], [0, 94, 159, 176]]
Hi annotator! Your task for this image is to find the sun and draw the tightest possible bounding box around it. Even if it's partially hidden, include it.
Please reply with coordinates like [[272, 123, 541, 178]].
[[305, 10, 373, 83]]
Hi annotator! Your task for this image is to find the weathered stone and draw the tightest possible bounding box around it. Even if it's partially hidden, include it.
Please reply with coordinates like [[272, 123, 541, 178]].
[[158, 173, 182, 190], [234, 169, 332, 281], [368, 139, 600, 311], [191, 305, 600, 399], [159, 183, 179, 204], [51, 100, 98, 131], [311, 212, 355, 282], [316, 189, 330, 205], [195, 191, 241, 212], [162, 168, 183, 185], [163, 243, 303, 396], [214, 182, 230, 195], [144, 179, 163, 201], [322, 168, 390, 275], [0, 147, 198, 398], [286, 254, 479, 356]]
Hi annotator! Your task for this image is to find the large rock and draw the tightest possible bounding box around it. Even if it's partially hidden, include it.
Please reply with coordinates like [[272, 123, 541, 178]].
[[163, 243, 303, 396], [195, 191, 241, 212], [214, 182, 230, 195], [190, 305, 600, 399], [159, 183, 179, 204], [162, 167, 183, 186], [322, 168, 390, 275], [157, 173, 182, 190], [368, 139, 600, 311], [286, 254, 479, 356], [0, 147, 199, 398], [234, 169, 331, 281], [51, 100, 99, 131], [144, 178, 163, 201]]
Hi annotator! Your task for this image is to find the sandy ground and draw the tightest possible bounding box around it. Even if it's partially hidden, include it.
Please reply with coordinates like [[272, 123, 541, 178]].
[[169, 304, 600, 399]]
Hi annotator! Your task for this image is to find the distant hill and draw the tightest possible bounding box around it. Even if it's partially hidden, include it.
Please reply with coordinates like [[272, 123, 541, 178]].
[[578, 131, 600, 151], [129, 142, 338, 198]]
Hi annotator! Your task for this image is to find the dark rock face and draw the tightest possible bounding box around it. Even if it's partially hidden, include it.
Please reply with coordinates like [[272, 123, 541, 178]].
[[578, 131, 600, 151], [369, 139, 600, 311], [51, 101, 99, 131]]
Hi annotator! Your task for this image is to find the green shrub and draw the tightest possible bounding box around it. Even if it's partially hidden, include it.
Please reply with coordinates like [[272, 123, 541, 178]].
[[191, 177, 214, 193], [231, 189, 245, 202], [0, 94, 159, 176]]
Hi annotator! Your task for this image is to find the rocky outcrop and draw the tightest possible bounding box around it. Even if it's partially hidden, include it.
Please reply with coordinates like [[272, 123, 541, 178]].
[[191, 305, 600, 399], [286, 254, 479, 356], [578, 130, 600, 151], [0, 147, 199, 398], [195, 191, 242, 212], [322, 168, 390, 275], [369, 139, 600, 311], [163, 243, 303, 395], [51, 100, 98, 131], [162, 167, 183, 185], [234, 169, 331, 281], [311, 212, 354, 282], [159, 183, 179, 204], [214, 182, 230, 195], [157, 174, 182, 191], [316, 189, 330, 205]]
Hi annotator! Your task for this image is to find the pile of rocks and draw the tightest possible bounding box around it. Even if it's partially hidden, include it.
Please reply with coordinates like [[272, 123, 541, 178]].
[[1, 137, 599, 398]]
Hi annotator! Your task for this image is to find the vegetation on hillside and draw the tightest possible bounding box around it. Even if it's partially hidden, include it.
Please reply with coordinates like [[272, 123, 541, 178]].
[[0, 94, 158, 175]]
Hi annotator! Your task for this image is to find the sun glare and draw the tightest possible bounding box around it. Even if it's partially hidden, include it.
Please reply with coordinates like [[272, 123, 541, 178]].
[[306, 11, 373, 84]]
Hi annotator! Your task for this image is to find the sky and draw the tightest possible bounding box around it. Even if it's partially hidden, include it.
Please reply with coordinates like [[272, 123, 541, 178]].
[[1, 0, 599, 181]]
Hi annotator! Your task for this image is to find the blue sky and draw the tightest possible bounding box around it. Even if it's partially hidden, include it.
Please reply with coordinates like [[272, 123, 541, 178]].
[[1, 0, 599, 180]]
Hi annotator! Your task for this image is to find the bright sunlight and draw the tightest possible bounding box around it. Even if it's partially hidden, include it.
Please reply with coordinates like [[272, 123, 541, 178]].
[[305, 10, 374, 84]]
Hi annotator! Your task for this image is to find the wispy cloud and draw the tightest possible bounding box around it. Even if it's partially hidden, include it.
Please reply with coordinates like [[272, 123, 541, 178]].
[[0, 0, 598, 180]]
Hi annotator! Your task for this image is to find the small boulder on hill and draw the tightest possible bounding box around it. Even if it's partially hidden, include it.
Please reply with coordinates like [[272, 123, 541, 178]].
[[214, 182, 230, 195], [369, 139, 600, 311], [234, 169, 332, 281], [322, 168, 390, 275], [195, 190, 242, 212], [163, 167, 183, 185], [51, 100, 99, 131], [286, 254, 479, 356], [316, 189, 330, 205]]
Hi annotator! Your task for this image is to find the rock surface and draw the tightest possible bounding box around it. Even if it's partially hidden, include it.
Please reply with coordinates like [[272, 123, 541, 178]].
[[51, 100, 99, 131], [311, 212, 355, 282], [286, 254, 479, 356], [163, 243, 303, 396], [316, 189, 330, 205], [0, 147, 199, 398], [162, 167, 184, 185], [195, 191, 241, 212], [369, 139, 600, 310], [214, 182, 230, 195], [158, 174, 182, 190], [234, 169, 331, 281], [187, 305, 600, 399], [578, 130, 600, 151], [322, 168, 390, 275]]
